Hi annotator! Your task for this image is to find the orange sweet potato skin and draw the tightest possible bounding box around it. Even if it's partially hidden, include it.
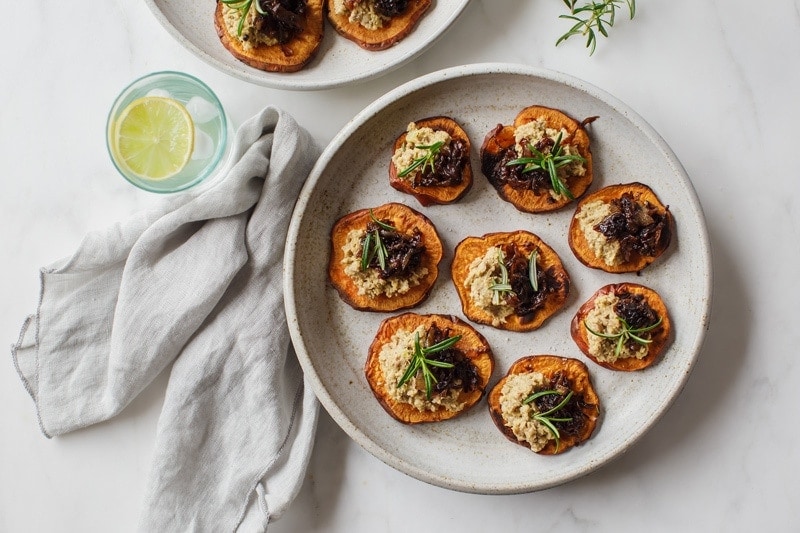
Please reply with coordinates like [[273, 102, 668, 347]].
[[451, 231, 570, 332], [214, 0, 324, 72], [568, 182, 673, 274], [480, 106, 594, 213], [365, 313, 495, 424], [329, 202, 442, 312], [570, 283, 672, 371], [488, 355, 600, 455], [326, 0, 432, 50], [389, 116, 473, 206]]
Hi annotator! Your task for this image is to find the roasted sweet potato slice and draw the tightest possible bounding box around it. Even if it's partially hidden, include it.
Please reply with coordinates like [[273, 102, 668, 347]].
[[388, 116, 473, 206], [488, 355, 600, 455], [451, 231, 570, 331], [214, 0, 324, 73], [329, 202, 442, 312], [326, 0, 431, 50], [366, 313, 494, 424], [571, 283, 671, 371], [568, 182, 673, 273], [480, 105, 594, 213]]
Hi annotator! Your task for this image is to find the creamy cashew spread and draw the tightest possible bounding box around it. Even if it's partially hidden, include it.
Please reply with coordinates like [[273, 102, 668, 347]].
[[333, 0, 388, 30], [574, 200, 622, 266], [584, 293, 649, 362], [222, 4, 280, 50], [463, 246, 514, 326], [340, 229, 428, 298], [514, 119, 586, 199], [378, 326, 466, 412], [391, 122, 452, 182], [499, 372, 553, 452]]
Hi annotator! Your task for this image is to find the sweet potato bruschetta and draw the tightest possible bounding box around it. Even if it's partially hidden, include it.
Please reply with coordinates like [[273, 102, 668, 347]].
[[366, 313, 494, 424], [488, 355, 600, 455]]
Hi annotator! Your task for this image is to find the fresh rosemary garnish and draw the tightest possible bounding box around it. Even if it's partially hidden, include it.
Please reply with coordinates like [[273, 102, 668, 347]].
[[489, 249, 513, 305], [398, 141, 445, 178], [360, 210, 396, 272], [528, 250, 539, 292], [584, 315, 662, 358], [505, 132, 585, 200], [556, 0, 637, 56], [397, 331, 460, 399], [523, 389, 575, 450]]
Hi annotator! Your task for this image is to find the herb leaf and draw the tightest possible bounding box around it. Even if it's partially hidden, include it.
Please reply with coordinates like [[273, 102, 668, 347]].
[[360, 210, 396, 272], [397, 331, 460, 399], [489, 249, 514, 306], [398, 141, 445, 178], [505, 132, 585, 200], [584, 315, 662, 358], [523, 389, 575, 451], [528, 250, 539, 292], [556, 0, 637, 56]]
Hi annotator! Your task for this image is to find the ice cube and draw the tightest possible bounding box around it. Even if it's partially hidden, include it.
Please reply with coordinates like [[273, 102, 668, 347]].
[[186, 96, 218, 124], [146, 88, 172, 98], [192, 128, 214, 160]]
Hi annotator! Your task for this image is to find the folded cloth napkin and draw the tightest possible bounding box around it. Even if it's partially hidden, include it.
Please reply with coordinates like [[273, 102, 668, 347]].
[[11, 106, 320, 531]]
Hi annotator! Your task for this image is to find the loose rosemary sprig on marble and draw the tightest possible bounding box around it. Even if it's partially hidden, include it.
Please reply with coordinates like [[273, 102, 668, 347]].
[[556, 0, 637, 55]]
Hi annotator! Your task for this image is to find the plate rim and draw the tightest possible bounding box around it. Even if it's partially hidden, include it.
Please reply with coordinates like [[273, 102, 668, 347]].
[[143, 0, 471, 91], [284, 62, 713, 493]]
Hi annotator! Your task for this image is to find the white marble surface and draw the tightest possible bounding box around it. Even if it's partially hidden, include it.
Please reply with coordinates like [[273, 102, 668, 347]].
[[1, 0, 798, 531]]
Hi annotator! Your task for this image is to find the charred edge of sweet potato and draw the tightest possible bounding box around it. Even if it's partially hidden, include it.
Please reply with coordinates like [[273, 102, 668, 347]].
[[329, 202, 443, 312], [488, 355, 600, 455], [451, 231, 570, 332], [568, 182, 673, 274], [365, 313, 495, 424], [389, 116, 473, 206], [326, 0, 432, 51], [570, 283, 672, 372], [479, 106, 593, 213], [214, 0, 325, 73]]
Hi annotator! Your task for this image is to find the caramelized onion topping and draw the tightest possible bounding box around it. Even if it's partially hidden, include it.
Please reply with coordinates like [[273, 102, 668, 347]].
[[502, 245, 564, 322], [365, 220, 426, 279], [595, 192, 670, 261], [255, 0, 307, 44], [423, 324, 480, 395]]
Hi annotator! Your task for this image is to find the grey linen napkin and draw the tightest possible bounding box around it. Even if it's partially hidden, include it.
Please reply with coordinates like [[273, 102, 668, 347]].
[[11, 106, 320, 531]]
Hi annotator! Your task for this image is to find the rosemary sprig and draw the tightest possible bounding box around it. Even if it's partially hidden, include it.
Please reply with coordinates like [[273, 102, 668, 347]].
[[523, 389, 574, 450], [397, 331, 460, 399], [556, 0, 636, 55], [584, 315, 663, 358], [360, 210, 396, 272], [398, 141, 445, 178], [489, 249, 513, 305], [505, 132, 585, 200], [528, 250, 539, 292]]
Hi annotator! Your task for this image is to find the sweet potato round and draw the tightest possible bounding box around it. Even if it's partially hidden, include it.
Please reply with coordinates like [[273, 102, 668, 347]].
[[388, 116, 473, 206], [329, 202, 442, 312], [480, 105, 594, 213], [571, 283, 672, 371], [214, 0, 324, 73], [451, 231, 570, 331], [365, 313, 495, 424], [488, 355, 600, 455], [326, 0, 431, 51], [568, 182, 673, 273]]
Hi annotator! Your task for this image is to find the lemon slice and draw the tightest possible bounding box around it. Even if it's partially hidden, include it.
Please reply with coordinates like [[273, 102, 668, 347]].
[[112, 96, 194, 181]]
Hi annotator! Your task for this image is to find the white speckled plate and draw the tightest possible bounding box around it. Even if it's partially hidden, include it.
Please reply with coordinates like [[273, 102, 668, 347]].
[[284, 64, 712, 493], [144, 0, 469, 90]]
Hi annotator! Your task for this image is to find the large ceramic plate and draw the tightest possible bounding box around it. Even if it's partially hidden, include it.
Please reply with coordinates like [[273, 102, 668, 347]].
[[144, 0, 469, 90], [285, 64, 712, 493]]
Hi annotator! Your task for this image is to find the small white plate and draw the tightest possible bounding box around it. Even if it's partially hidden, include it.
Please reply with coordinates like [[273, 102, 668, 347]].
[[285, 63, 712, 493], [144, 0, 470, 90]]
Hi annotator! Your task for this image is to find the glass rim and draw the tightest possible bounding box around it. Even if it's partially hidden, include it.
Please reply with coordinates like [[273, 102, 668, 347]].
[[106, 70, 229, 194]]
